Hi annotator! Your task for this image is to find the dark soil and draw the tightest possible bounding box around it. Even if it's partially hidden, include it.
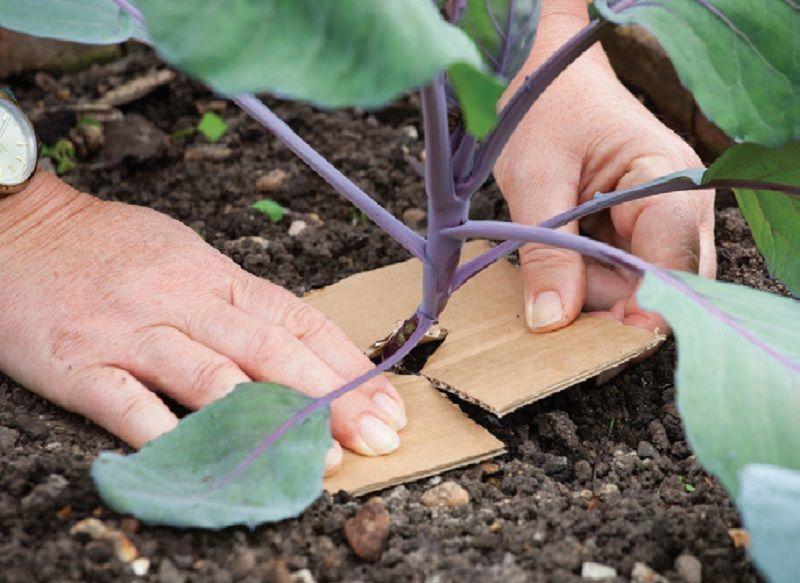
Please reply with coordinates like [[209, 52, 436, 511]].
[[0, 45, 778, 582]]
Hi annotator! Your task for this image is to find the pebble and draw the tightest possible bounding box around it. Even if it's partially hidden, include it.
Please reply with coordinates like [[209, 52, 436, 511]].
[[184, 145, 233, 161], [543, 455, 569, 477], [675, 554, 702, 583], [256, 169, 289, 192], [288, 220, 307, 237], [727, 528, 749, 549], [597, 483, 620, 497], [0, 426, 19, 451], [401, 207, 427, 229], [400, 125, 419, 140], [290, 569, 316, 583], [157, 558, 184, 583], [631, 562, 668, 583], [420, 481, 470, 508], [480, 461, 501, 476], [131, 557, 151, 577], [581, 561, 618, 580], [637, 440, 658, 459], [344, 498, 390, 562]]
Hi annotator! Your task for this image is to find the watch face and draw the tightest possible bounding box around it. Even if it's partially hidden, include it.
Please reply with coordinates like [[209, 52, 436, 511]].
[[0, 98, 37, 187]]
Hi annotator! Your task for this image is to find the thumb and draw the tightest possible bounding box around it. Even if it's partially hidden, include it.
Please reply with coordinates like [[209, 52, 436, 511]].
[[500, 167, 585, 334], [520, 241, 586, 333]]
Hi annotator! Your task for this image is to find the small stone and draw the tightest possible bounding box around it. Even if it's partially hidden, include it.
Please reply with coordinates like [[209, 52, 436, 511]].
[[400, 125, 419, 140], [184, 145, 233, 161], [597, 483, 620, 497], [727, 528, 749, 549], [631, 562, 668, 583], [420, 481, 470, 508], [581, 561, 618, 580], [0, 426, 19, 451], [574, 460, 593, 482], [579, 489, 594, 499], [157, 558, 184, 583], [480, 462, 501, 476], [344, 498, 390, 562], [637, 440, 658, 459], [288, 220, 307, 237], [543, 455, 569, 477], [290, 569, 316, 583], [131, 557, 151, 577], [401, 207, 427, 229], [256, 169, 289, 192], [103, 114, 168, 166], [675, 554, 702, 583], [18, 415, 49, 439]]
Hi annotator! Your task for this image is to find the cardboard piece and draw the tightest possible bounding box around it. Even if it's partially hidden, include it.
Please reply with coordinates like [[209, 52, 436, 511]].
[[324, 374, 505, 496], [307, 241, 661, 416]]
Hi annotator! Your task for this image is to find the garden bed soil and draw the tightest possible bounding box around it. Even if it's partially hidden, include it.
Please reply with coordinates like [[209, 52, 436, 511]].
[[0, 46, 781, 582]]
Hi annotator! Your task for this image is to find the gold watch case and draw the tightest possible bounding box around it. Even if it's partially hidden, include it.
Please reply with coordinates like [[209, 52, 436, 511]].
[[0, 90, 39, 197]]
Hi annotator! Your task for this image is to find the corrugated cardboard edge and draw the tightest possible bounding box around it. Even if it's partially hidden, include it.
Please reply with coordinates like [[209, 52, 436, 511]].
[[336, 450, 505, 497], [424, 330, 665, 416]]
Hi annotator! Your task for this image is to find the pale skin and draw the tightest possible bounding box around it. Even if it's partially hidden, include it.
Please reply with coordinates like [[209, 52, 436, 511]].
[[0, 1, 714, 473]]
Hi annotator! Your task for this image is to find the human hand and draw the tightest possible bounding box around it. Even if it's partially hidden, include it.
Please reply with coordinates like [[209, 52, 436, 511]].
[[0, 173, 407, 474], [494, 7, 716, 334]]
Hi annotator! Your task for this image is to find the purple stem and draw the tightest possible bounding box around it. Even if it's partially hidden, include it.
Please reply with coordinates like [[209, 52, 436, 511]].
[[112, 0, 144, 22], [419, 77, 471, 318], [456, 19, 610, 197], [209, 311, 434, 494], [496, 0, 516, 77], [444, 220, 800, 373], [234, 94, 426, 261], [451, 174, 800, 290]]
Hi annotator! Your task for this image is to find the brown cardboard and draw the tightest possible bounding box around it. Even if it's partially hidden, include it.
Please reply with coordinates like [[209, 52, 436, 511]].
[[324, 374, 505, 496], [307, 241, 660, 415]]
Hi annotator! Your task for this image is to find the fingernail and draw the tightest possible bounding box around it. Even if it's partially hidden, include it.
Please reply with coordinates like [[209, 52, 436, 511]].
[[359, 415, 400, 456], [525, 290, 564, 330], [373, 391, 407, 430], [324, 441, 343, 477]]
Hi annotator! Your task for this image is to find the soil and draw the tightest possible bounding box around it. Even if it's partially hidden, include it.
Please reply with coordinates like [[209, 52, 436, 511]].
[[0, 45, 781, 582]]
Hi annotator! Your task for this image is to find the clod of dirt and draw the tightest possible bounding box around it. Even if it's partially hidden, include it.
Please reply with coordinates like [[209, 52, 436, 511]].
[[21, 474, 68, 512], [675, 554, 702, 583], [574, 459, 593, 483], [344, 498, 390, 562], [184, 145, 233, 161], [581, 561, 618, 580], [256, 169, 289, 192], [103, 114, 168, 166], [0, 426, 19, 451], [230, 549, 257, 579], [420, 481, 470, 508], [648, 420, 671, 451], [637, 440, 658, 459], [156, 558, 184, 583], [631, 562, 668, 583]]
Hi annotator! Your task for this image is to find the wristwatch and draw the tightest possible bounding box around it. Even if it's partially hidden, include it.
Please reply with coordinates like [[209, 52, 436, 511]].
[[0, 89, 38, 197]]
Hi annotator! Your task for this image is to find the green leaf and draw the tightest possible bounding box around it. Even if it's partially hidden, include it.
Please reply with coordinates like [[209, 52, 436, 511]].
[[135, 0, 495, 135], [738, 464, 800, 583], [637, 271, 800, 497], [704, 142, 800, 294], [91, 383, 331, 528], [460, 0, 540, 80], [252, 199, 286, 223], [449, 63, 504, 138], [197, 112, 228, 143], [0, 0, 149, 44], [593, 0, 800, 146]]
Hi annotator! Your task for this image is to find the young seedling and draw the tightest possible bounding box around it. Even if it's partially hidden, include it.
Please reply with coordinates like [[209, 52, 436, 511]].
[[196, 111, 228, 143], [5, 1, 800, 577], [251, 198, 286, 223]]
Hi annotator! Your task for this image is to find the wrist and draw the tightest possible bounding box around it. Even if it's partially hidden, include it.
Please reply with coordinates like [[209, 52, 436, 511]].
[[0, 171, 95, 247]]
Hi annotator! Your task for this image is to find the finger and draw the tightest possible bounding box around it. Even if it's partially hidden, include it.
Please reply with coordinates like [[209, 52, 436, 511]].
[[63, 365, 178, 449], [584, 260, 637, 311], [324, 440, 343, 478], [231, 275, 405, 417], [187, 302, 404, 456], [124, 326, 251, 410], [502, 168, 584, 333]]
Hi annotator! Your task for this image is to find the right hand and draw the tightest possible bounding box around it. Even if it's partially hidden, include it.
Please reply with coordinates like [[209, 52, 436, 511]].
[[0, 173, 407, 476]]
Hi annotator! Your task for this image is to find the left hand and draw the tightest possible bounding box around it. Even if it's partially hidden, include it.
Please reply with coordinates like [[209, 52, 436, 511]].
[[494, 9, 716, 334]]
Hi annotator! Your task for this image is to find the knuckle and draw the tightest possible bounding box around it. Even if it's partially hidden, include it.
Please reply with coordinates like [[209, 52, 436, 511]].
[[279, 300, 329, 341], [520, 244, 580, 273], [188, 359, 239, 402], [247, 324, 288, 368], [114, 390, 154, 435]]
